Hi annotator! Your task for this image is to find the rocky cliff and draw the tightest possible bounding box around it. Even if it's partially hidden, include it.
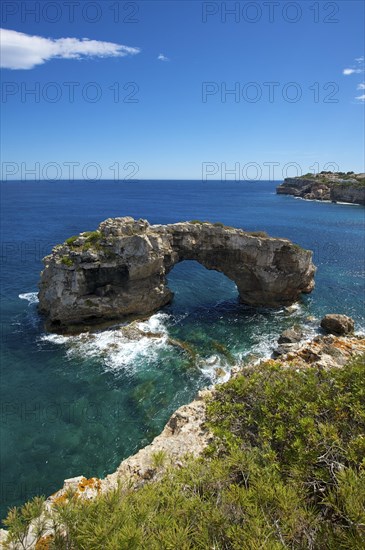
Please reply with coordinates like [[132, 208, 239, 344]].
[[276, 172, 365, 205], [38, 217, 316, 332]]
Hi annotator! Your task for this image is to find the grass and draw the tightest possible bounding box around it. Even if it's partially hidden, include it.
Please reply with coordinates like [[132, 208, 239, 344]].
[[3, 354, 365, 549]]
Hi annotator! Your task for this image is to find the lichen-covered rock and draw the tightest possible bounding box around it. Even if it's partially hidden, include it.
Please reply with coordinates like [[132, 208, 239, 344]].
[[38, 218, 316, 332], [320, 314, 355, 335]]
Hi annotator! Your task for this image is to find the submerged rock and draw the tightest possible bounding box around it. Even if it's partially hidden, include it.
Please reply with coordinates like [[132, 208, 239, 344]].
[[320, 314, 355, 336], [38, 217, 316, 332]]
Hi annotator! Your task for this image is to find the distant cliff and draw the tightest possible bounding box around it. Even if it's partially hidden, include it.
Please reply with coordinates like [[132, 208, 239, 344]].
[[276, 172, 365, 205]]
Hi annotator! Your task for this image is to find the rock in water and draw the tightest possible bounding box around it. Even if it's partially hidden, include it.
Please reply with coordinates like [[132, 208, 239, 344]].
[[278, 327, 303, 344], [320, 314, 355, 335], [38, 217, 316, 332]]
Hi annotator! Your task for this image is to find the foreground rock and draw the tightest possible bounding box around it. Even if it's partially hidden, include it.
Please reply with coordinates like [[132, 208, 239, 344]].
[[38, 217, 316, 332], [320, 314, 355, 335], [276, 172, 365, 205]]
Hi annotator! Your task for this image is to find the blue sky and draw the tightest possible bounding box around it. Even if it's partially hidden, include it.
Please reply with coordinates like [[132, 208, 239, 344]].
[[1, 0, 364, 180]]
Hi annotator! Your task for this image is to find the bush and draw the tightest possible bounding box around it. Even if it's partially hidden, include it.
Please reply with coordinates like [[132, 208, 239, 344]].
[[4, 355, 365, 549], [65, 235, 78, 246], [83, 231, 101, 244]]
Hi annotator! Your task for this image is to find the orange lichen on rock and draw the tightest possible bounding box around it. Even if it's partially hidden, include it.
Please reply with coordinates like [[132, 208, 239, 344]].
[[35, 534, 54, 550], [77, 477, 101, 493], [52, 492, 69, 506], [333, 337, 365, 351]]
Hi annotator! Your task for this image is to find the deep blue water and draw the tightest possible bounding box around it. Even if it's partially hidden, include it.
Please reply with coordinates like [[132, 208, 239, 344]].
[[1, 180, 364, 520]]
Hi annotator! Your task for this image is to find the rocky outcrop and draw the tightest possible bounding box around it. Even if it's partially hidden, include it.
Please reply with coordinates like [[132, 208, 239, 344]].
[[320, 314, 355, 335], [277, 173, 365, 205], [38, 217, 316, 332]]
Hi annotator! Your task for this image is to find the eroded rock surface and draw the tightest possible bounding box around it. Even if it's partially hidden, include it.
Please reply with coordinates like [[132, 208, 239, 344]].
[[38, 217, 315, 331]]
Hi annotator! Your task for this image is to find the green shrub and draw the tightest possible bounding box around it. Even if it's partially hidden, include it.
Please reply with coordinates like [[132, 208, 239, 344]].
[[83, 231, 101, 244], [4, 355, 365, 549], [65, 235, 79, 246], [3, 497, 46, 548], [61, 256, 73, 267]]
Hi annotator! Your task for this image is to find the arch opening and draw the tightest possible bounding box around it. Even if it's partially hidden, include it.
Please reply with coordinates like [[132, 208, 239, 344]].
[[166, 260, 238, 312]]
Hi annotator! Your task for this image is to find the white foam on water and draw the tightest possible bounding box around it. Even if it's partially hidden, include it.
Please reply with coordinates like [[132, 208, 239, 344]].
[[199, 354, 231, 384], [39, 313, 173, 373], [19, 292, 39, 305]]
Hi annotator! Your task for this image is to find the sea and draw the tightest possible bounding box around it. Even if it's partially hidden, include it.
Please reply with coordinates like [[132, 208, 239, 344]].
[[1, 179, 364, 521]]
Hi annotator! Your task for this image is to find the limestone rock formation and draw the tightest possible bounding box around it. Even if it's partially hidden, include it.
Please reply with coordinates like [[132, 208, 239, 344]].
[[38, 217, 316, 332], [320, 314, 355, 335], [276, 172, 365, 205]]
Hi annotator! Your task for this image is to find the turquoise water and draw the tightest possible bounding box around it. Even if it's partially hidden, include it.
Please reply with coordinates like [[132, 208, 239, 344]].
[[1, 180, 364, 520]]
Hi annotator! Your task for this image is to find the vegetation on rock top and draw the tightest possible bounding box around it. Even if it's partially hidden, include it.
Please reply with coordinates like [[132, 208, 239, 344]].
[[293, 172, 365, 187]]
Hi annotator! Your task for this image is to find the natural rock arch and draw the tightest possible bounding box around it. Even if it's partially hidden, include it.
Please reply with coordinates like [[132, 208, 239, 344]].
[[38, 217, 316, 331]]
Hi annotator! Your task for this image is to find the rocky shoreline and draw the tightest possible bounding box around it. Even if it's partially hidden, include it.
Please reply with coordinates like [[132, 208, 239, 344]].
[[276, 172, 365, 205], [1, 315, 364, 549]]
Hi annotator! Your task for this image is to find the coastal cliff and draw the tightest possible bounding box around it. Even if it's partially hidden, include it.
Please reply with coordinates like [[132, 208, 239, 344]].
[[38, 217, 315, 332], [2, 327, 364, 549], [276, 171, 365, 205]]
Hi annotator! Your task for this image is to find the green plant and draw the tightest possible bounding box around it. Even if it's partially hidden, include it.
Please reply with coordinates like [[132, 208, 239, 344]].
[[65, 235, 79, 246], [83, 231, 101, 244], [61, 256, 73, 267], [4, 355, 364, 549], [151, 450, 167, 469], [3, 496, 46, 549]]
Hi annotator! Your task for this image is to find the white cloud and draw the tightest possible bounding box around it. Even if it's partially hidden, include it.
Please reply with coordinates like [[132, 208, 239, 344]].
[[357, 83, 365, 90], [157, 53, 169, 62], [0, 28, 140, 70], [343, 68, 362, 75], [355, 94, 365, 102], [343, 57, 364, 76]]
